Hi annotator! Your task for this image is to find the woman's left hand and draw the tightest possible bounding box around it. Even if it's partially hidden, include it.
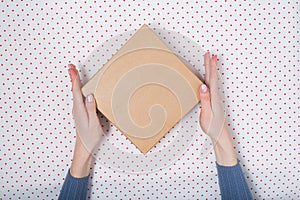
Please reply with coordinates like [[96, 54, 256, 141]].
[[68, 63, 103, 177]]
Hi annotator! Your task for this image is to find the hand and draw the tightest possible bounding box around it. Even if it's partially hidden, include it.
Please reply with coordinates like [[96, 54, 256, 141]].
[[198, 51, 237, 166], [198, 51, 225, 141], [68, 63, 104, 177]]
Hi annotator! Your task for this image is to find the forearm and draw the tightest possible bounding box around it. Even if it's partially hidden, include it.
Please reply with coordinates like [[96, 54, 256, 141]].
[[70, 136, 93, 178], [58, 137, 92, 200], [212, 125, 252, 199]]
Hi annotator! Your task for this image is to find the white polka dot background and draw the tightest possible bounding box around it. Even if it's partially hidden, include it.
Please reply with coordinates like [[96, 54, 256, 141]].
[[0, 0, 299, 199]]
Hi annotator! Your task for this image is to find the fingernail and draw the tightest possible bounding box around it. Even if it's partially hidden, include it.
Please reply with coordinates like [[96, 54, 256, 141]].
[[87, 94, 93, 102], [200, 84, 207, 93]]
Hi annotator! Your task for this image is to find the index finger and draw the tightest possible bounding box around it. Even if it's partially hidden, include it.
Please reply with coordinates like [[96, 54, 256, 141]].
[[209, 55, 223, 108], [203, 51, 211, 86]]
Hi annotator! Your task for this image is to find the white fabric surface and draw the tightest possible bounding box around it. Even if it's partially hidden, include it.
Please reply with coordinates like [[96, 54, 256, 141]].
[[0, 1, 299, 199]]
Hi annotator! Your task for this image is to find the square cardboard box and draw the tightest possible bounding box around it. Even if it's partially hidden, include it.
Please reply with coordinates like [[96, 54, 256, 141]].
[[82, 24, 202, 154]]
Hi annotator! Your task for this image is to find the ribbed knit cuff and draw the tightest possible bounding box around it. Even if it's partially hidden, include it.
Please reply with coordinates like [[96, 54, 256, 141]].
[[58, 168, 90, 200], [216, 161, 252, 200]]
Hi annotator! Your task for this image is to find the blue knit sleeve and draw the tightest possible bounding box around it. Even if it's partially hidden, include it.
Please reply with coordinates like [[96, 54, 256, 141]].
[[216, 161, 252, 200], [58, 168, 90, 200]]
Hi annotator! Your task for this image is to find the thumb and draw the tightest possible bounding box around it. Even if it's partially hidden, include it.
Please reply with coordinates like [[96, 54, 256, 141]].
[[85, 94, 98, 121], [199, 84, 212, 113]]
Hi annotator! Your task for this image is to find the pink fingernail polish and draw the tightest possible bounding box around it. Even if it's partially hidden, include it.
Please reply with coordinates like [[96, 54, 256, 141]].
[[87, 94, 93, 102], [200, 84, 207, 93]]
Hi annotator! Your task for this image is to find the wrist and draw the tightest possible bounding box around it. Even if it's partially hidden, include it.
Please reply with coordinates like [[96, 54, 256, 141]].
[[212, 125, 238, 166], [70, 138, 93, 178]]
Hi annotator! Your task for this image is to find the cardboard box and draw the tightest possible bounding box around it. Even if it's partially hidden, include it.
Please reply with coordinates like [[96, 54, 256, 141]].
[[82, 24, 202, 154]]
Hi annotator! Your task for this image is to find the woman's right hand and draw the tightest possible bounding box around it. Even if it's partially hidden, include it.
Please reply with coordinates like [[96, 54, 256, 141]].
[[198, 51, 226, 141], [198, 51, 237, 166]]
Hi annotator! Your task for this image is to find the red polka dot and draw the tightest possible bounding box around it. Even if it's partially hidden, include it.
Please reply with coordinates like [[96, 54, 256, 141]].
[[0, 1, 299, 199]]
